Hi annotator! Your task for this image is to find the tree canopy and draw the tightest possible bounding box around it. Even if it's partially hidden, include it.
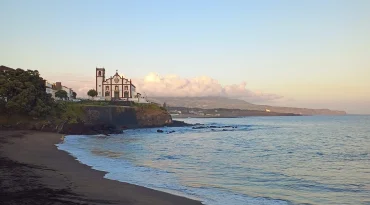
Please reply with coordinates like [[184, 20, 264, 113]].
[[87, 89, 98, 98], [0, 68, 58, 117], [55, 90, 68, 100]]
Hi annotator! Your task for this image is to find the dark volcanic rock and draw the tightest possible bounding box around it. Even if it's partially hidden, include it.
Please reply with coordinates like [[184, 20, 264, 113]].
[[59, 123, 122, 135], [168, 120, 193, 127], [0, 121, 122, 136]]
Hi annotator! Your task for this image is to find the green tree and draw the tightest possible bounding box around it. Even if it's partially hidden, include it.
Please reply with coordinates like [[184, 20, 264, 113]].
[[87, 89, 98, 98], [0, 97, 6, 114], [72, 91, 77, 99], [0, 68, 56, 117], [55, 90, 68, 100]]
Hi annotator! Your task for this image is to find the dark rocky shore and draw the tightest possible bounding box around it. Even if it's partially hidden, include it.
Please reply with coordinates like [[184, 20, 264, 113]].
[[0, 119, 191, 135]]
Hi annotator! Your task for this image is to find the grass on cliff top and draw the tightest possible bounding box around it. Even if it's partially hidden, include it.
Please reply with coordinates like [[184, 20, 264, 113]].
[[76, 100, 166, 110], [132, 102, 166, 111], [0, 101, 168, 126], [74, 100, 111, 106], [59, 101, 166, 122]]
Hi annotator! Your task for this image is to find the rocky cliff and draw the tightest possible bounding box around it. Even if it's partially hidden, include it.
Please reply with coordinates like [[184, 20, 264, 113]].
[[0, 105, 173, 135], [82, 105, 173, 129]]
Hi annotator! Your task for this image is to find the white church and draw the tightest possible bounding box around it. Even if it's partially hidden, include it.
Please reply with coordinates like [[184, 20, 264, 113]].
[[96, 68, 137, 100]]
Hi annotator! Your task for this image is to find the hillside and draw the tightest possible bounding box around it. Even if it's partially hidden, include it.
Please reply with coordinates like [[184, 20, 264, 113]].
[[150, 96, 346, 115]]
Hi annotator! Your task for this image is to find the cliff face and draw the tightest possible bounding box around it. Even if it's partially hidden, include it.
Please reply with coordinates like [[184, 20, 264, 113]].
[[134, 107, 173, 127], [82, 106, 173, 129], [0, 105, 173, 135]]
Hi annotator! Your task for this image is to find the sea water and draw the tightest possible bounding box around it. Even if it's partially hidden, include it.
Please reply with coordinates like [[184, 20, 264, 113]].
[[57, 116, 370, 205]]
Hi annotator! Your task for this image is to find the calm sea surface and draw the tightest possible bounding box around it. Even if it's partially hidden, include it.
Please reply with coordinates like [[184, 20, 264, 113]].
[[57, 116, 370, 205]]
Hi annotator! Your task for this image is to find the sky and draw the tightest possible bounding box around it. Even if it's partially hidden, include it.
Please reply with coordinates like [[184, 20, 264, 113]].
[[1, 0, 369, 114]]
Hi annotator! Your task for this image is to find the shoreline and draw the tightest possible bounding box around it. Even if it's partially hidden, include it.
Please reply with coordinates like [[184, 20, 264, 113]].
[[0, 119, 192, 136], [0, 130, 203, 205]]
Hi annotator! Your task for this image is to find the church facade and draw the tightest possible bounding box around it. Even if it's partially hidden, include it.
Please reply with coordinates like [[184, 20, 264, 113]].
[[96, 68, 136, 100]]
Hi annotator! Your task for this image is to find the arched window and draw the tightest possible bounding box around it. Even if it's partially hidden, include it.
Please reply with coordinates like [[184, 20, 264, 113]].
[[98, 71, 101, 76]]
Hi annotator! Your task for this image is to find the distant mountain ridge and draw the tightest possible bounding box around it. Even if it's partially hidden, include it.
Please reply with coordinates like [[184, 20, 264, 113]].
[[150, 96, 346, 115]]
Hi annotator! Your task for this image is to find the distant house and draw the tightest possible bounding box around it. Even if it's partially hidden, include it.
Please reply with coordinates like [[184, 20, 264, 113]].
[[1, 65, 75, 101], [62, 86, 73, 100], [45, 81, 74, 100], [45, 81, 56, 98]]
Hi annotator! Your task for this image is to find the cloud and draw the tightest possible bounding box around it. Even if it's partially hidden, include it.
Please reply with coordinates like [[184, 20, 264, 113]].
[[134, 73, 282, 102]]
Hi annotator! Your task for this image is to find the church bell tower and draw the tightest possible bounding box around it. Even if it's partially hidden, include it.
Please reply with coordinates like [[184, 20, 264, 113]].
[[96, 68, 105, 97]]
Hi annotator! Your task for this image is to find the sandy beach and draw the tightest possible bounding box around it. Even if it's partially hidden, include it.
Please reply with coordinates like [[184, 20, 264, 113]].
[[0, 131, 203, 205]]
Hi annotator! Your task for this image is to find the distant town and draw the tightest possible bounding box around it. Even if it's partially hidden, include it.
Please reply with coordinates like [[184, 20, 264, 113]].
[[167, 106, 300, 118]]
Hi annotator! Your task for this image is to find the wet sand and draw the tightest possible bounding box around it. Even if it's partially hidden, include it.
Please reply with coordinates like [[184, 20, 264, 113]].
[[0, 131, 203, 205]]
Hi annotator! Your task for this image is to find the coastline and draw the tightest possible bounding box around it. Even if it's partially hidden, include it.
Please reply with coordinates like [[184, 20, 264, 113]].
[[0, 130, 203, 205]]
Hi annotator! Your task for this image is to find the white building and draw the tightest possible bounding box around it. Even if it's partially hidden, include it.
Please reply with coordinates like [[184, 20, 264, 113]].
[[62, 86, 73, 100], [96, 68, 137, 100], [45, 81, 56, 98], [45, 81, 74, 100]]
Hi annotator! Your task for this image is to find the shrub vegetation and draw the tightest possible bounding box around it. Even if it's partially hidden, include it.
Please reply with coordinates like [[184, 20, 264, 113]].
[[0, 68, 59, 118], [0, 68, 82, 123]]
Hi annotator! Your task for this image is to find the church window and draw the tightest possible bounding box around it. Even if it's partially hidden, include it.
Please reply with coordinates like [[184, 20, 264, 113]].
[[106, 86, 109, 91], [98, 71, 101, 76], [124, 86, 128, 90], [115, 86, 119, 91]]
